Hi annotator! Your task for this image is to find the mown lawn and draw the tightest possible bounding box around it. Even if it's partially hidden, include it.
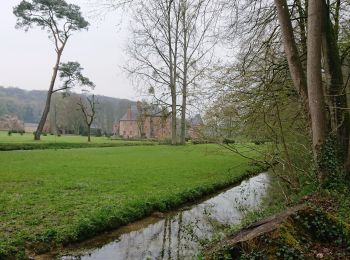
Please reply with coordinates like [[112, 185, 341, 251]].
[[0, 144, 262, 258]]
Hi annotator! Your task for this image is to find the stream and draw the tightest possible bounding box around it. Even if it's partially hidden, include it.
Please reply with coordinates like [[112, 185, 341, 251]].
[[61, 173, 270, 260]]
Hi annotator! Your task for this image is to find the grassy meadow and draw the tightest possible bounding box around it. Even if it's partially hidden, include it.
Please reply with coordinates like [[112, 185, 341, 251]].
[[0, 143, 263, 258]]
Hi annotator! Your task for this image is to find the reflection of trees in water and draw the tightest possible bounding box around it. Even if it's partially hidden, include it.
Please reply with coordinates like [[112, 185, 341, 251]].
[[74, 174, 270, 260], [167, 217, 172, 259], [160, 217, 168, 259], [160, 212, 185, 260], [106, 215, 187, 260], [177, 213, 183, 260]]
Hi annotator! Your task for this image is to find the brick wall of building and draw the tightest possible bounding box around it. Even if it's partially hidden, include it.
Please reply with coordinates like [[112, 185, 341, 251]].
[[119, 120, 140, 139], [115, 106, 172, 140]]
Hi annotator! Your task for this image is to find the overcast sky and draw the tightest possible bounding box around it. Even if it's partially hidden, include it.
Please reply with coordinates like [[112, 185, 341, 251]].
[[0, 0, 137, 100]]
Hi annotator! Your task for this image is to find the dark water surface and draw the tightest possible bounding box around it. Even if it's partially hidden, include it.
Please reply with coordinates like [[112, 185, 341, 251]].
[[61, 173, 270, 260]]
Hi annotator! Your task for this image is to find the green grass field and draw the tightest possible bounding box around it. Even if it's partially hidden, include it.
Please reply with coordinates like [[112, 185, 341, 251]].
[[0, 131, 154, 151], [0, 144, 262, 258]]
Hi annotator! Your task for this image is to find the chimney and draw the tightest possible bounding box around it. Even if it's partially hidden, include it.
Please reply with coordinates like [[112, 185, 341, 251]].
[[127, 106, 132, 120]]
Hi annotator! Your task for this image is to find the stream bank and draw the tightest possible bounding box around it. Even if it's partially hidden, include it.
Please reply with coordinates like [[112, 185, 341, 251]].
[[38, 173, 270, 259]]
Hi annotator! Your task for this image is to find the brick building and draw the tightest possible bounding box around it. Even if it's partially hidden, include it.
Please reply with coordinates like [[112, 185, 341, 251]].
[[114, 105, 172, 139]]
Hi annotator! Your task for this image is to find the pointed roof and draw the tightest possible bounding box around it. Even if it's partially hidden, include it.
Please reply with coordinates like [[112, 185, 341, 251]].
[[120, 105, 140, 121]]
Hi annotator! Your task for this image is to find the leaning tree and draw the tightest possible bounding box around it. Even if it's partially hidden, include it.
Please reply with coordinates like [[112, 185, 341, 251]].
[[13, 0, 89, 140]]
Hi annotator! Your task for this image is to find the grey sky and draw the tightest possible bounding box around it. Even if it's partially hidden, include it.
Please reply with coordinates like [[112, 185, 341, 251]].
[[0, 0, 137, 100]]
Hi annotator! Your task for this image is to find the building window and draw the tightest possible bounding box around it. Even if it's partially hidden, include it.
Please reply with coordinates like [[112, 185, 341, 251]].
[[130, 131, 132, 135]]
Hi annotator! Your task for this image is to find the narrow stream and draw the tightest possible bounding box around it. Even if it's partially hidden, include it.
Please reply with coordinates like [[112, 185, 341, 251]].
[[61, 173, 270, 260]]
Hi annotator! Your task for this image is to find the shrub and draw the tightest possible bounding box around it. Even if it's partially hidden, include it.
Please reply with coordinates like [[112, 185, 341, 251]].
[[223, 138, 235, 144], [158, 138, 172, 145], [7, 131, 12, 136], [110, 135, 122, 140], [192, 139, 208, 145], [254, 140, 265, 145], [95, 129, 102, 137]]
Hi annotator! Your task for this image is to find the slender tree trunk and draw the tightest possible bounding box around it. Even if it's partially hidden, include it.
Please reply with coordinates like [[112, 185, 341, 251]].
[[334, 0, 340, 42], [171, 94, 177, 144], [295, 0, 307, 66], [307, 0, 327, 159], [180, 0, 188, 145], [274, 0, 309, 112], [35, 50, 63, 140], [167, 0, 179, 145], [167, 0, 175, 145], [180, 91, 187, 144], [87, 126, 91, 142], [345, 63, 350, 174]]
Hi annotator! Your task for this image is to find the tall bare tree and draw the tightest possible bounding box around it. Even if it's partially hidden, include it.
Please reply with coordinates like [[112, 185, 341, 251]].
[[178, 0, 221, 144], [13, 0, 89, 140], [126, 0, 181, 144], [77, 95, 98, 142], [274, 0, 308, 109], [125, 0, 220, 144]]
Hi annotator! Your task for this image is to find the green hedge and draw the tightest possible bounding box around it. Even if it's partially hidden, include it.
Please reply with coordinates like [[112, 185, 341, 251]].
[[0, 142, 156, 151]]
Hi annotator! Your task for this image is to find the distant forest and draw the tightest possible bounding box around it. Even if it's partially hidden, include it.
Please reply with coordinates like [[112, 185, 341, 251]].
[[0, 86, 135, 134]]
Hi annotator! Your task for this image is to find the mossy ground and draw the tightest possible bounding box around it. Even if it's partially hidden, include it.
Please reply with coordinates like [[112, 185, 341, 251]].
[[209, 206, 350, 259]]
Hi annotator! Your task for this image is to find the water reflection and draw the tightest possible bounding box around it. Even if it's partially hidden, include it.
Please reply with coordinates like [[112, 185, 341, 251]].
[[62, 173, 269, 260]]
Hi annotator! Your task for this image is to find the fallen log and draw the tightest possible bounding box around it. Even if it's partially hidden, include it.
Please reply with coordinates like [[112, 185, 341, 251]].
[[206, 204, 350, 259]]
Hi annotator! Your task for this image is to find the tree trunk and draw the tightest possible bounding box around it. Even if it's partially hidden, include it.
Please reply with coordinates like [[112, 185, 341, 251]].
[[180, 93, 187, 144], [180, 0, 188, 145], [295, 0, 307, 66], [171, 100, 177, 144], [87, 127, 91, 142], [321, 0, 350, 173], [344, 62, 350, 174], [167, 0, 178, 145], [34, 51, 63, 140], [307, 0, 327, 159], [274, 0, 309, 111], [333, 0, 340, 43]]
